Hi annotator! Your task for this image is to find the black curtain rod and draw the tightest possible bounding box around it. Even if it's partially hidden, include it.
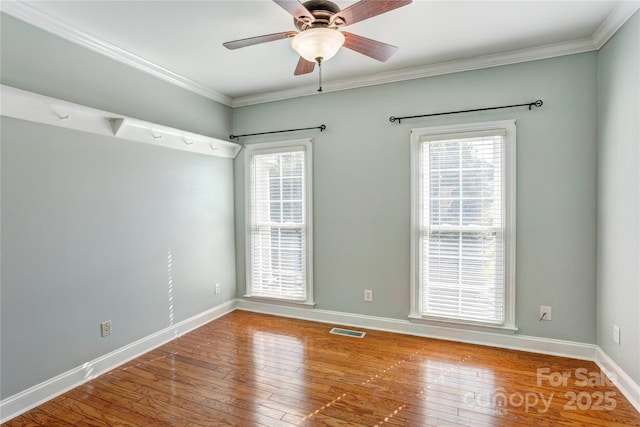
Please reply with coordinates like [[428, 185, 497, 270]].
[[389, 100, 543, 124], [230, 124, 326, 141]]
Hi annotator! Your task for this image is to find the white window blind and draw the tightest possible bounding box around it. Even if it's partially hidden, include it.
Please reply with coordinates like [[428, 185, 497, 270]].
[[412, 123, 515, 326], [248, 145, 309, 301]]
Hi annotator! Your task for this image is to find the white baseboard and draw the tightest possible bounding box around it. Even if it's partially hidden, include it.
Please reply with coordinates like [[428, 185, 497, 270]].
[[595, 346, 640, 412], [4, 299, 638, 423], [235, 299, 597, 360], [0, 299, 236, 423], [237, 299, 640, 413]]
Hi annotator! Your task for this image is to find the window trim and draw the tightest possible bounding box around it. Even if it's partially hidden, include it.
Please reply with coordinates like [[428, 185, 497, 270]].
[[409, 120, 516, 332], [244, 139, 314, 306]]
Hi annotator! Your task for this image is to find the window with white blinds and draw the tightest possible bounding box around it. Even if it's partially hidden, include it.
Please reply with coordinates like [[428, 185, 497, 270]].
[[245, 140, 313, 303], [410, 121, 516, 328]]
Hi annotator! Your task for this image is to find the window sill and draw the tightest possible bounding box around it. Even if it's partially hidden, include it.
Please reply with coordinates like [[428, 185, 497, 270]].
[[408, 314, 518, 335], [243, 295, 316, 308]]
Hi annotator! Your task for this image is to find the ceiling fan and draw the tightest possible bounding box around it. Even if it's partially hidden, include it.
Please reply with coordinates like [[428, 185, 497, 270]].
[[223, 0, 412, 91]]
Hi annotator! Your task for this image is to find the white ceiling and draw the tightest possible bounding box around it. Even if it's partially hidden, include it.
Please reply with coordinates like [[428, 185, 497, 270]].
[[2, 1, 638, 107]]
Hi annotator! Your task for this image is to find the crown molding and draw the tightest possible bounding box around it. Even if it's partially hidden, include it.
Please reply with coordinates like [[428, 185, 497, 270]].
[[0, 1, 233, 107], [592, 1, 640, 49], [231, 37, 596, 107], [2, 0, 637, 108]]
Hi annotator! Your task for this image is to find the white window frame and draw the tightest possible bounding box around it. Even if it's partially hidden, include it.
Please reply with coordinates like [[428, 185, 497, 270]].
[[244, 139, 314, 306], [409, 120, 517, 333]]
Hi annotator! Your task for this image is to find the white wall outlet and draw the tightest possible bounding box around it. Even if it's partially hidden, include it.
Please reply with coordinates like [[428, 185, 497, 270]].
[[364, 289, 373, 302], [539, 306, 552, 321], [613, 324, 620, 344], [101, 320, 112, 337], [214, 283, 221, 295]]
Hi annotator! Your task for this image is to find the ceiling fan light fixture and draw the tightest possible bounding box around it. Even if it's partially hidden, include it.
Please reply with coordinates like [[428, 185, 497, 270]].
[[291, 28, 345, 63]]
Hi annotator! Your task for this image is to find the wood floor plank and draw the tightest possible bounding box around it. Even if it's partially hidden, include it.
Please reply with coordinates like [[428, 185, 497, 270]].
[[2, 310, 639, 426], [51, 396, 139, 427], [1, 408, 68, 427], [103, 363, 287, 426], [37, 400, 87, 425]]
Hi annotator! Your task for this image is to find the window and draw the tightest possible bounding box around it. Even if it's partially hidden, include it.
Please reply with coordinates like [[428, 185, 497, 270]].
[[410, 120, 516, 329], [244, 139, 313, 304]]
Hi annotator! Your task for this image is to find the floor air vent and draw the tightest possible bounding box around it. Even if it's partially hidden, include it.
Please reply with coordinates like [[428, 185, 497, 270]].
[[330, 327, 366, 338]]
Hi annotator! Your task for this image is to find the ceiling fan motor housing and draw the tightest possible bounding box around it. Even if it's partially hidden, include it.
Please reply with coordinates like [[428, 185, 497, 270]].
[[295, 0, 344, 31]]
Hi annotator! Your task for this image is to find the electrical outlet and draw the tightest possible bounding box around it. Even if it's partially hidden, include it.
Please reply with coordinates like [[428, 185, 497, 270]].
[[214, 283, 221, 295], [539, 306, 552, 321], [364, 289, 373, 302], [613, 325, 620, 344], [101, 320, 112, 337]]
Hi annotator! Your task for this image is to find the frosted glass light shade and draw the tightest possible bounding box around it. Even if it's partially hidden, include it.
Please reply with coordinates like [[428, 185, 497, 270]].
[[291, 28, 345, 63]]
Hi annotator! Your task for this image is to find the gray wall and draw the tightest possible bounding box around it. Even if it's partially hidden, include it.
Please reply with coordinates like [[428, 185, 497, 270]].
[[234, 52, 599, 344], [597, 11, 640, 384], [1, 15, 236, 398], [3, 5, 637, 404], [0, 14, 230, 139]]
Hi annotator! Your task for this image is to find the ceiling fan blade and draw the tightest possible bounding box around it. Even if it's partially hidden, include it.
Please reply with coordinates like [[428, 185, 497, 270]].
[[223, 31, 297, 50], [294, 57, 316, 75], [343, 32, 398, 62], [273, 0, 316, 24], [331, 0, 412, 27]]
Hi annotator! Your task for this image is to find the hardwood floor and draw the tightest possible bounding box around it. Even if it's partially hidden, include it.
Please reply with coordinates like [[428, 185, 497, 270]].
[[3, 310, 639, 426]]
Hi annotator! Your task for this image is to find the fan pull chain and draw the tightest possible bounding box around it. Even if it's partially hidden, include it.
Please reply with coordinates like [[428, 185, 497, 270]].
[[317, 58, 323, 93]]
